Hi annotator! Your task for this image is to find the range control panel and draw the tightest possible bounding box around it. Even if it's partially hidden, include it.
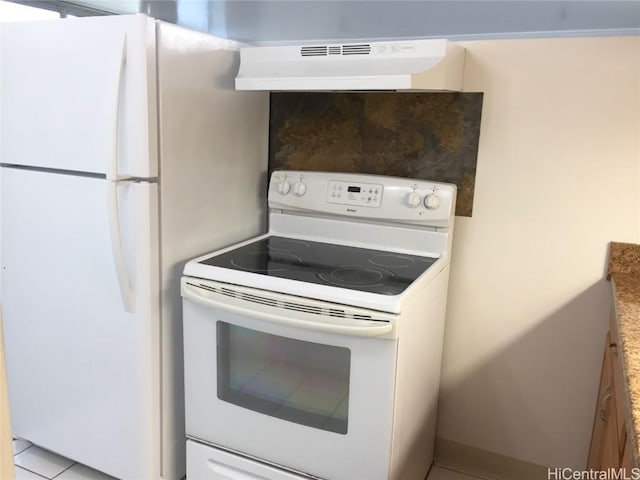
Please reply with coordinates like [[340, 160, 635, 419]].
[[269, 170, 456, 227], [327, 180, 383, 207]]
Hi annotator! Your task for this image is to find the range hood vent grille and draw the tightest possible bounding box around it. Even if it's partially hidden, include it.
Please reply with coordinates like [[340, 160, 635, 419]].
[[300, 44, 372, 57], [301, 46, 328, 56], [342, 44, 371, 55], [237, 39, 466, 91]]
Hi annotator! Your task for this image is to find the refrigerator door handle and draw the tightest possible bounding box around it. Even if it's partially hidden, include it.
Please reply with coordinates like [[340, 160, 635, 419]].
[[108, 180, 135, 313], [107, 34, 135, 312], [107, 34, 130, 182]]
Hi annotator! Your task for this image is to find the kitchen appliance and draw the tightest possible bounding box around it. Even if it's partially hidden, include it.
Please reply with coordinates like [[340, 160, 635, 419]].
[[235, 39, 466, 91], [0, 14, 268, 479], [182, 171, 456, 479]]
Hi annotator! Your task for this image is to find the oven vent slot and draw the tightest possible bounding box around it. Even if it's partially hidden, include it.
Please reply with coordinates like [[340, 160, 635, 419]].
[[281, 302, 322, 315], [211, 285, 279, 308], [239, 292, 278, 308], [193, 282, 388, 323]]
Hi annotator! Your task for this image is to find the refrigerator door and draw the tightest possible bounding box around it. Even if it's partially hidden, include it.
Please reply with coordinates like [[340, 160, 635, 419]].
[[1, 168, 160, 479], [0, 14, 157, 178]]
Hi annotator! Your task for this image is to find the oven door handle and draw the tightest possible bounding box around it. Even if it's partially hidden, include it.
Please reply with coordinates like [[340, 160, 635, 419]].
[[182, 282, 393, 337]]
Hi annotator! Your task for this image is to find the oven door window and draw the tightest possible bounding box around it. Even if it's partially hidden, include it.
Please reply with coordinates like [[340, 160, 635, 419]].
[[217, 321, 350, 434]]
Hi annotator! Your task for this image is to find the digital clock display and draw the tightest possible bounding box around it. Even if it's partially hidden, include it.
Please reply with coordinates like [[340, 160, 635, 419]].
[[348, 186, 361, 193]]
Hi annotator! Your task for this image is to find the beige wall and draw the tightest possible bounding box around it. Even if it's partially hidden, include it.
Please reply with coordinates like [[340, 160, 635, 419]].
[[1, 311, 14, 479], [437, 36, 640, 469]]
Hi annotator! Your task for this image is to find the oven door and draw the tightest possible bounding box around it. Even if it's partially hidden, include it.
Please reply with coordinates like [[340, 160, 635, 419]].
[[181, 277, 398, 480]]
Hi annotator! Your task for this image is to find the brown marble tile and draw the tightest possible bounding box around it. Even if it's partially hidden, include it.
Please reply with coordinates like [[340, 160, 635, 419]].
[[269, 92, 483, 217], [608, 242, 640, 279]]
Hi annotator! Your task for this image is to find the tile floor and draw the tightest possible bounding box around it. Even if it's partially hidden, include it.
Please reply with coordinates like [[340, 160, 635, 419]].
[[13, 439, 115, 480], [13, 439, 482, 480]]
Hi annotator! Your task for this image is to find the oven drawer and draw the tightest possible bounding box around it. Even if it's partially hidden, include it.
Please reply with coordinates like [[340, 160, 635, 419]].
[[187, 440, 305, 480]]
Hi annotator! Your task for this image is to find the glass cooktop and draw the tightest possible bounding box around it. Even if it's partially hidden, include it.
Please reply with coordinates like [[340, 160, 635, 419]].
[[199, 236, 438, 295]]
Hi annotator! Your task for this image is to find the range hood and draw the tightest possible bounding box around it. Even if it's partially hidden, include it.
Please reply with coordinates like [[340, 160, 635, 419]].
[[235, 39, 465, 91]]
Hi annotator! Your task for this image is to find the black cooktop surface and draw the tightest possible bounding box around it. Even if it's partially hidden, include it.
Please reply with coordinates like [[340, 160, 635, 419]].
[[199, 236, 438, 295]]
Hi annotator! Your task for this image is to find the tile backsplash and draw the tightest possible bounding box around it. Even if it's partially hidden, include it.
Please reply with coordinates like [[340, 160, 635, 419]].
[[269, 92, 483, 217]]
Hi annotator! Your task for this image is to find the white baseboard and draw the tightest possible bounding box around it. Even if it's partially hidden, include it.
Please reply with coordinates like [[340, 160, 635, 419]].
[[434, 438, 550, 480]]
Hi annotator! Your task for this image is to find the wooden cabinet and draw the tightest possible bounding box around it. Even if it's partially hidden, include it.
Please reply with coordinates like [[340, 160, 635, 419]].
[[587, 310, 635, 469], [587, 332, 622, 468], [622, 433, 634, 470]]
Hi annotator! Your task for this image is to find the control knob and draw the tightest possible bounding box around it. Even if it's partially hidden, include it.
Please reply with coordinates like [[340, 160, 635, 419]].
[[292, 181, 307, 197], [277, 179, 291, 195], [405, 191, 421, 208], [424, 193, 441, 210]]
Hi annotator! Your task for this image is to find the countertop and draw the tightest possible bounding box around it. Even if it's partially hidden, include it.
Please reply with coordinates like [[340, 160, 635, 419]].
[[608, 242, 640, 467]]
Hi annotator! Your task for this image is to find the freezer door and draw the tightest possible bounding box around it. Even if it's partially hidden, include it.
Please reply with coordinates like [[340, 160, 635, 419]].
[[1, 168, 160, 479], [0, 14, 157, 178]]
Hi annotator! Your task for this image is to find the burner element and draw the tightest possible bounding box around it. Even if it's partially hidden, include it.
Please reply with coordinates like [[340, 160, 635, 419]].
[[369, 254, 415, 268], [266, 238, 310, 252], [319, 265, 395, 288], [231, 251, 302, 273]]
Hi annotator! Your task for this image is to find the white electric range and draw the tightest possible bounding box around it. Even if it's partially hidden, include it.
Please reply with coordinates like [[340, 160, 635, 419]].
[[181, 170, 456, 480]]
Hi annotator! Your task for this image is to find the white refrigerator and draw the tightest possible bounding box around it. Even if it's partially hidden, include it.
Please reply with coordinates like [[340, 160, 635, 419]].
[[0, 14, 268, 479]]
